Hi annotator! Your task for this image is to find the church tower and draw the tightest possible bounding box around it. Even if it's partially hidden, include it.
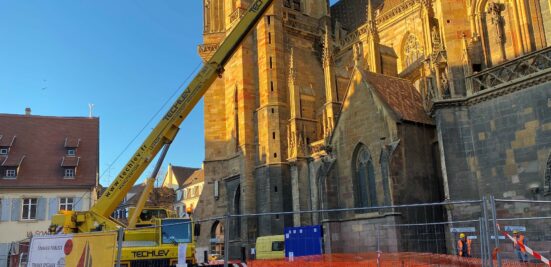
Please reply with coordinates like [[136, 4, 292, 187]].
[[198, 0, 331, 258]]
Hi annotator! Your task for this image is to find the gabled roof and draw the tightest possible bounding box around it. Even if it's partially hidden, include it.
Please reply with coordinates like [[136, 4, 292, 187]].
[[170, 166, 199, 187], [0, 113, 99, 189], [178, 169, 204, 189], [360, 69, 433, 125]]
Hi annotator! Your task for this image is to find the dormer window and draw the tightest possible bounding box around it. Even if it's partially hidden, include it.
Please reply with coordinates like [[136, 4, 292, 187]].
[[0, 148, 8, 155], [5, 169, 17, 178], [64, 168, 75, 178], [67, 149, 76, 156]]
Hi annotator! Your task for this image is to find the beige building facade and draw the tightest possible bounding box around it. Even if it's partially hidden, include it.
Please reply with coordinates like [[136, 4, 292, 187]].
[[0, 113, 99, 266], [0, 189, 94, 243]]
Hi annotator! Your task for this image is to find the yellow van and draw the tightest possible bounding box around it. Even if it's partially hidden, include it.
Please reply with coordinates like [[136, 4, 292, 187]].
[[255, 235, 285, 260]]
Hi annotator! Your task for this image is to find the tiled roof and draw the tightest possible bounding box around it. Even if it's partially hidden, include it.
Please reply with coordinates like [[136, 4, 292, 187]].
[[171, 166, 200, 188], [61, 156, 80, 167], [2, 155, 26, 167], [0, 114, 99, 188], [0, 135, 16, 147], [64, 137, 81, 148], [360, 70, 433, 125], [179, 169, 204, 189]]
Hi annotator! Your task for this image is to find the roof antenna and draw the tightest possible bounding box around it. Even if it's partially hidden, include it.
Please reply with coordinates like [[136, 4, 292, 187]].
[[88, 104, 95, 118]]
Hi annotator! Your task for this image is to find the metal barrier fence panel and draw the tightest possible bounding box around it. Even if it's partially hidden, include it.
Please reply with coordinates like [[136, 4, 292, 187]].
[[493, 199, 551, 265], [201, 200, 495, 266], [13, 198, 550, 267]]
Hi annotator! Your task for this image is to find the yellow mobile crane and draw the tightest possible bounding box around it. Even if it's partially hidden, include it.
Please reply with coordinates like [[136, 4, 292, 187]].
[[48, 0, 273, 266]]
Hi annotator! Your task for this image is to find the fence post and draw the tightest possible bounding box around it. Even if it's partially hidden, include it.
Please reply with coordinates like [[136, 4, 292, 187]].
[[224, 213, 230, 267], [482, 196, 493, 267], [490, 196, 501, 267], [479, 217, 485, 266], [376, 224, 381, 267], [116, 227, 124, 267]]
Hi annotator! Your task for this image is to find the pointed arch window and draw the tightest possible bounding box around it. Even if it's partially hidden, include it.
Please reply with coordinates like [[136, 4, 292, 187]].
[[403, 34, 424, 68], [353, 145, 377, 210]]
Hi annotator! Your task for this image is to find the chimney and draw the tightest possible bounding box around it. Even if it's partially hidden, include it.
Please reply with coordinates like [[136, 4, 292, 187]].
[[25, 107, 32, 116]]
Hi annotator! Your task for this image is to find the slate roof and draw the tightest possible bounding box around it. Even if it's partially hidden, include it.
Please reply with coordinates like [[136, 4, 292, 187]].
[[0, 113, 99, 188], [360, 69, 433, 125], [171, 166, 200, 188], [178, 169, 204, 190]]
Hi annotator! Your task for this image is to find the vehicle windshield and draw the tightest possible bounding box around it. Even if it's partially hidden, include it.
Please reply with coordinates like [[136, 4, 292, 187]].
[[161, 219, 192, 244]]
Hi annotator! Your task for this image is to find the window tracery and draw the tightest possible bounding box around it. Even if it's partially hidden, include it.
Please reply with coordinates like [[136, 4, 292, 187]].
[[353, 144, 377, 210], [403, 34, 424, 68]]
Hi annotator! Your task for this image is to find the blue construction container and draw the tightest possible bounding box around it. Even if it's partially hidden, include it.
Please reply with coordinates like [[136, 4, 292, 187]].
[[284, 225, 323, 257]]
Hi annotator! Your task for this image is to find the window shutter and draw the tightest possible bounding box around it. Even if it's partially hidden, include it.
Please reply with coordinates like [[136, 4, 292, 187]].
[[74, 197, 83, 211], [37, 198, 47, 220], [1, 198, 10, 222], [48, 198, 59, 219], [11, 199, 21, 221]]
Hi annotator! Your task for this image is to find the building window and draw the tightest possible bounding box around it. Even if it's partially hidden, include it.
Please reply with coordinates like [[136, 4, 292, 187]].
[[284, 0, 291, 8], [59, 197, 74, 211], [64, 168, 75, 178], [22, 198, 37, 220], [67, 149, 76, 156], [284, 0, 301, 11], [5, 169, 16, 178], [0, 148, 8, 155], [292, 0, 301, 11], [353, 144, 377, 210]]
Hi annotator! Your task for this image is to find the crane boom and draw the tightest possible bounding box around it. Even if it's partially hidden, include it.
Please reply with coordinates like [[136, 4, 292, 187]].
[[49, 0, 273, 234], [93, 0, 272, 219], [42, 2, 275, 266]]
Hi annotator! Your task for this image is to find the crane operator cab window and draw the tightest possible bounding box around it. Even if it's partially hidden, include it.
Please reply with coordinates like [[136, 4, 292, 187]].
[[161, 218, 192, 244], [136, 208, 170, 227]]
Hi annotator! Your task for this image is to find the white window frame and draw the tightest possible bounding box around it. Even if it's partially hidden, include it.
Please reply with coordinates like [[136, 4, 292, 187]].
[[64, 168, 75, 178], [67, 149, 76, 156], [59, 197, 74, 211], [5, 169, 16, 178], [0, 148, 8, 155], [21, 198, 37, 220]]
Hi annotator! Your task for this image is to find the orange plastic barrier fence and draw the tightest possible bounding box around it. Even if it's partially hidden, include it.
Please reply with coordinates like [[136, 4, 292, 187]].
[[248, 252, 547, 267]]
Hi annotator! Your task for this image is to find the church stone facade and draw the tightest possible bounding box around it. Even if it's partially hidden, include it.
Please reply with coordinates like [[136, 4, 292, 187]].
[[193, 0, 551, 259]]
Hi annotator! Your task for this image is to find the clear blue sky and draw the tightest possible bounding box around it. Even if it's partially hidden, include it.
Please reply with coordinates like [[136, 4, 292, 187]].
[[0, 1, 340, 187]]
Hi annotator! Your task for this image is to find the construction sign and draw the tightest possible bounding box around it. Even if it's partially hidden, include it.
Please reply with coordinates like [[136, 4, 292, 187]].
[[28, 232, 117, 267]]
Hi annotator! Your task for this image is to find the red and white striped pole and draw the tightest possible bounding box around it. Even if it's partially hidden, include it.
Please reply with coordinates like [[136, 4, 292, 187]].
[[496, 224, 550, 266]]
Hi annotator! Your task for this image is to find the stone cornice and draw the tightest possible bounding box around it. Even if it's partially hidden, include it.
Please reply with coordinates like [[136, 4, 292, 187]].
[[431, 69, 551, 113], [376, 0, 426, 27]]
